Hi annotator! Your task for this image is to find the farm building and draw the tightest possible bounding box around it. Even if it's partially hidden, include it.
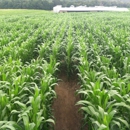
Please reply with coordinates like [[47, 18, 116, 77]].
[[53, 5, 129, 13]]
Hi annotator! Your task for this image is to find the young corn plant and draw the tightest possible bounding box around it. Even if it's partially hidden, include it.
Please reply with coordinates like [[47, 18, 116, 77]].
[[63, 22, 78, 77], [77, 81, 118, 130]]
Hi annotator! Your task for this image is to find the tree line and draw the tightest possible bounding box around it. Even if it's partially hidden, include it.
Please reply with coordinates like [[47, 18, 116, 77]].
[[0, 0, 130, 10]]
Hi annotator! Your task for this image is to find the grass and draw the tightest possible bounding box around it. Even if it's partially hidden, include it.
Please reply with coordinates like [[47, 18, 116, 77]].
[[0, 9, 49, 15]]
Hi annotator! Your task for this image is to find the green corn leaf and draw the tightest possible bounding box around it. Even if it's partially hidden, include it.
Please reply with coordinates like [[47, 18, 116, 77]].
[[113, 102, 130, 109], [76, 100, 94, 107], [14, 101, 26, 109], [97, 124, 107, 130], [11, 110, 20, 114], [116, 118, 129, 128], [0, 121, 22, 130], [46, 119, 55, 125], [111, 120, 121, 130], [98, 106, 105, 119], [1, 125, 16, 130], [28, 123, 35, 130], [81, 106, 99, 118]]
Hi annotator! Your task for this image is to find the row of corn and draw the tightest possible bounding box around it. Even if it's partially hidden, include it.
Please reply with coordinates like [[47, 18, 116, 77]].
[[0, 12, 64, 130], [74, 13, 130, 130]]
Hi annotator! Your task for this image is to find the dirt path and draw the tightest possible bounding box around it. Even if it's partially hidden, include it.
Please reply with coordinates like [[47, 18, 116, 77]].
[[52, 72, 86, 130]]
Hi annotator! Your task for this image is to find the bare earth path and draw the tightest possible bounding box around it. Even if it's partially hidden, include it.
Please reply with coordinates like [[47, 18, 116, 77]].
[[52, 72, 86, 130]]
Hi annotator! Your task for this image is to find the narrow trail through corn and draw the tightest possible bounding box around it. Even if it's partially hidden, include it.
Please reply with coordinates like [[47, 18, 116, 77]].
[[52, 72, 83, 130]]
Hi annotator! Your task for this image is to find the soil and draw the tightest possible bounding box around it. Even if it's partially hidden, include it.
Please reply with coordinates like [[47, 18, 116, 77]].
[[52, 70, 88, 130]]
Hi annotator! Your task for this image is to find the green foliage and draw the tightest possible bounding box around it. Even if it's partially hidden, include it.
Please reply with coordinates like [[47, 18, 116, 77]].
[[1, 10, 130, 130]]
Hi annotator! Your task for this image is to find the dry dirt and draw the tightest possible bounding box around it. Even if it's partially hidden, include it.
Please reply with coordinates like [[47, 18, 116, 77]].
[[52, 71, 88, 130]]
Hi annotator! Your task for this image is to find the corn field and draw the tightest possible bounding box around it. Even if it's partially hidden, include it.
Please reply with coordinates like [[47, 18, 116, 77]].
[[0, 10, 130, 130]]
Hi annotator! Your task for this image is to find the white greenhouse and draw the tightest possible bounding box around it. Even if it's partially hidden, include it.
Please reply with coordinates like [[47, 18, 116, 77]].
[[53, 5, 129, 13]]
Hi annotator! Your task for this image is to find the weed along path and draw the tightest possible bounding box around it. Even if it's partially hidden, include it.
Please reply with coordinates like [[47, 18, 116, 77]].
[[52, 72, 85, 130]]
